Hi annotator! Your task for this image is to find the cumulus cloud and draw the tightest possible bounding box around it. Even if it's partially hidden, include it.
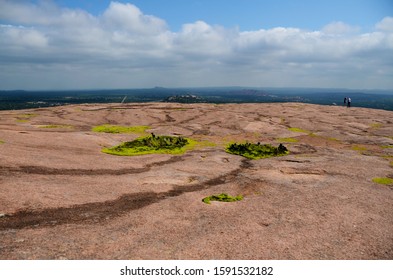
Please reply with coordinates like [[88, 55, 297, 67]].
[[1, 24, 48, 48], [102, 2, 167, 35], [375, 16, 393, 32], [322, 21, 360, 34], [0, 0, 392, 89]]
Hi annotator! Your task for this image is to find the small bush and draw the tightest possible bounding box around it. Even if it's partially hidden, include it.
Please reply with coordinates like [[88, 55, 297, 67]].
[[202, 193, 243, 204], [102, 134, 192, 156], [226, 142, 289, 159]]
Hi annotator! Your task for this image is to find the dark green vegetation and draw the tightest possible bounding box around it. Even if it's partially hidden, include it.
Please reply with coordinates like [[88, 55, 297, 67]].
[[202, 193, 243, 204], [226, 142, 289, 159], [1, 87, 393, 111], [163, 94, 206, 103], [102, 133, 193, 156]]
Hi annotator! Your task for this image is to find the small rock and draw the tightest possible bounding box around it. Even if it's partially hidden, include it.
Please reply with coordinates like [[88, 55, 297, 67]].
[[0, 213, 7, 218]]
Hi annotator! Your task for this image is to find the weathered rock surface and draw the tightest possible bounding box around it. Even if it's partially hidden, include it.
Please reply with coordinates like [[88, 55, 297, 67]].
[[0, 102, 392, 259]]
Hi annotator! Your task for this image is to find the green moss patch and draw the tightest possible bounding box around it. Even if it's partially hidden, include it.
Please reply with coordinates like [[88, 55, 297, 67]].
[[372, 177, 393, 185], [202, 193, 243, 204], [370, 123, 383, 129], [92, 125, 150, 134], [102, 134, 195, 156], [16, 113, 38, 122], [352, 145, 367, 151], [288, 127, 310, 134], [18, 113, 37, 119], [276, 137, 298, 143], [328, 137, 340, 142], [194, 140, 217, 148], [226, 142, 289, 160], [39, 124, 74, 129]]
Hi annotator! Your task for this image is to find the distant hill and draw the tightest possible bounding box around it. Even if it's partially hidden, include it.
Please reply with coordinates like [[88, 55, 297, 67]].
[[0, 87, 392, 111]]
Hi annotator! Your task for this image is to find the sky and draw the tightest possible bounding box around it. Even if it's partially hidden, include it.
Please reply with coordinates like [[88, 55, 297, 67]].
[[0, 0, 392, 90]]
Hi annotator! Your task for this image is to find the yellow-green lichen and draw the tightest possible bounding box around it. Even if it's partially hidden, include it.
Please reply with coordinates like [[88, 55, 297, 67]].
[[370, 123, 383, 129], [194, 140, 217, 148], [0, 140, 4, 144], [288, 127, 311, 134], [276, 137, 298, 143], [16, 113, 38, 123], [372, 177, 393, 185], [39, 124, 74, 129], [92, 125, 150, 134], [18, 113, 38, 119], [352, 145, 367, 152], [328, 137, 340, 142], [202, 193, 243, 204]]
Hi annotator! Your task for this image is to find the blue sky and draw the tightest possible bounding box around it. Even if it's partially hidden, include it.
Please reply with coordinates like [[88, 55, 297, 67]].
[[0, 0, 392, 90], [54, 0, 392, 31]]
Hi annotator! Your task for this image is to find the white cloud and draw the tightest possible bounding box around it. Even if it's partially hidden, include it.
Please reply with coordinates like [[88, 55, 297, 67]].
[[375, 17, 393, 32], [0, 1, 392, 89], [1, 24, 48, 48], [0, 0, 56, 25], [173, 21, 234, 59], [322, 21, 360, 34], [102, 2, 167, 35]]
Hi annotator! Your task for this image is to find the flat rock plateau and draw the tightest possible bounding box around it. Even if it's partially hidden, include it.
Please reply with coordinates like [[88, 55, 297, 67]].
[[0, 102, 392, 260]]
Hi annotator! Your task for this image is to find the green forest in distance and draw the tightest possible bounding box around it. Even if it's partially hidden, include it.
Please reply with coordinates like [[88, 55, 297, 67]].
[[1, 87, 392, 111]]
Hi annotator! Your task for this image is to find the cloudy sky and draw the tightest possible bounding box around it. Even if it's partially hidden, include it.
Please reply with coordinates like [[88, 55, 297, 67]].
[[0, 0, 392, 90]]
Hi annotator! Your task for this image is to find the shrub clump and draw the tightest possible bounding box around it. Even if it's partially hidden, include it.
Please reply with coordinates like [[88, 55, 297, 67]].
[[226, 142, 289, 159], [202, 193, 243, 204], [102, 133, 191, 156]]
